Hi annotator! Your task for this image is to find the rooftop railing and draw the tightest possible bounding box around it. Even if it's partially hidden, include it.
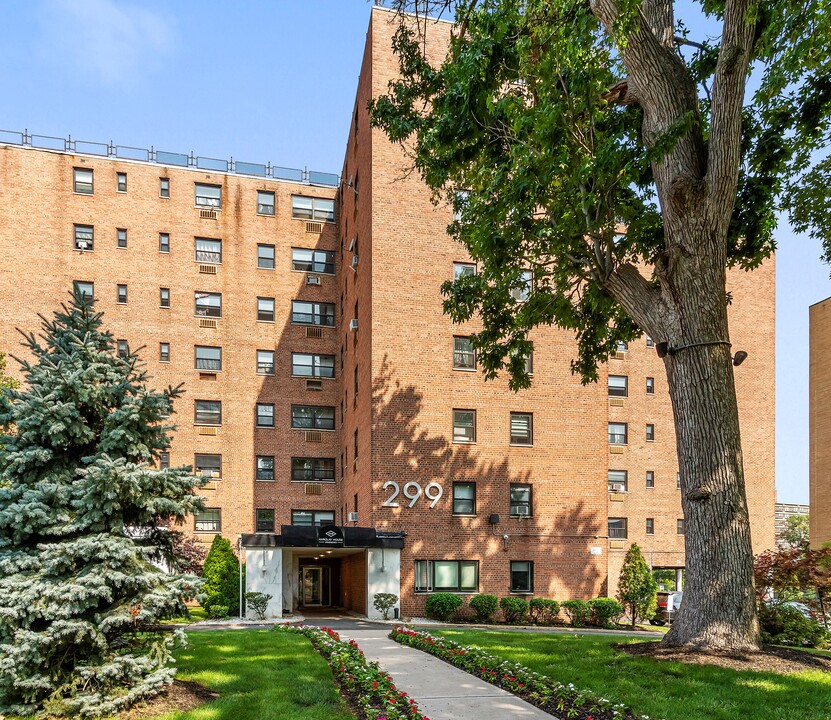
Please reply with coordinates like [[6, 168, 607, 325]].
[[0, 129, 340, 187]]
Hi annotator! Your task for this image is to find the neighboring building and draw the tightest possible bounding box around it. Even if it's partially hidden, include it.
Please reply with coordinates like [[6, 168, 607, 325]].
[[0, 7, 776, 620], [810, 297, 831, 547], [774, 502, 809, 547]]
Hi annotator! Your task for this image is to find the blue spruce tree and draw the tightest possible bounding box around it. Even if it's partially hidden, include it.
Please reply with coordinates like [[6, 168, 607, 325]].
[[0, 291, 203, 717]]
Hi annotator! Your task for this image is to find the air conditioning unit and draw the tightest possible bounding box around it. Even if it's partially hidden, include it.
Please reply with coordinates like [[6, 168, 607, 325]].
[[306, 379, 323, 391], [76, 241, 89, 250], [609, 483, 625, 492], [348, 511, 359, 523], [349, 318, 359, 331], [199, 209, 218, 220], [351, 254, 359, 269], [306, 275, 321, 285], [511, 506, 530, 516], [347, 238, 355, 252]]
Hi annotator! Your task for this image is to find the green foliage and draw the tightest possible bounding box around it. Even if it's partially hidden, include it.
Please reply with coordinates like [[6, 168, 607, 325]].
[[469, 593, 499, 622], [561, 599, 591, 628], [499, 596, 530, 624], [206, 604, 230, 620], [200, 535, 240, 615], [372, 592, 399, 620], [529, 598, 560, 625], [424, 592, 464, 621], [782, 515, 810, 547], [0, 290, 203, 718], [245, 592, 273, 620], [589, 597, 624, 628], [617, 544, 659, 628], [653, 569, 678, 591], [0, 351, 19, 391], [758, 603, 830, 648]]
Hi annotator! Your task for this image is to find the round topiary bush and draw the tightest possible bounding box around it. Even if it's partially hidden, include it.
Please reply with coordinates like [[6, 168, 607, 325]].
[[499, 596, 530, 624], [424, 592, 464, 621], [529, 598, 560, 625], [561, 599, 591, 627], [200, 535, 240, 615], [588, 597, 624, 628], [469, 594, 499, 622]]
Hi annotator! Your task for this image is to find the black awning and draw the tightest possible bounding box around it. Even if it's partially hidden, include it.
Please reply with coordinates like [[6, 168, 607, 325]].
[[241, 526, 405, 549]]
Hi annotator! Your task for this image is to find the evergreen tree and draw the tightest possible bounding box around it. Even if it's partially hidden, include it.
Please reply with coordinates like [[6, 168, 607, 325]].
[[200, 535, 241, 615], [617, 544, 659, 629], [0, 291, 203, 718]]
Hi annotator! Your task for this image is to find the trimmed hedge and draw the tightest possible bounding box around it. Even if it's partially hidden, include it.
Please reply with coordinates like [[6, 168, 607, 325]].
[[588, 597, 624, 628], [500, 596, 529, 624], [529, 598, 560, 625], [469, 594, 499, 622], [424, 592, 464, 621], [561, 599, 591, 628]]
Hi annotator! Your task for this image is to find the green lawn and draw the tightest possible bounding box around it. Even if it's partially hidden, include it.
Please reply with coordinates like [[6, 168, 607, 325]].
[[431, 629, 831, 720], [168, 606, 209, 625], [152, 630, 354, 720]]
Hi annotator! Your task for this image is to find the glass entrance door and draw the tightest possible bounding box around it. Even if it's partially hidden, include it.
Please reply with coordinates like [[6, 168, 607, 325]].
[[302, 567, 322, 606]]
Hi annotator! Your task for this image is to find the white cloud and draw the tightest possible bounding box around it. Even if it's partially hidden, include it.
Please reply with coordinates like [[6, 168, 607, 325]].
[[37, 0, 173, 84]]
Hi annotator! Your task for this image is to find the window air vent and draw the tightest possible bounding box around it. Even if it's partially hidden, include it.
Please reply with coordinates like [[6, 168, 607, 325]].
[[609, 445, 624, 454], [612, 351, 626, 360], [306, 274, 321, 286], [609, 492, 625, 503], [197, 427, 217, 436], [200, 480, 219, 491], [305, 483, 322, 496], [199, 264, 217, 274], [199, 318, 218, 329], [199, 373, 217, 381], [199, 209, 218, 220], [609, 398, 625, 407], [609, 540, 626, 550], [304, 430, 323, 443], [306, 221, 323, 234], [306, 326, 323, 339], [306, 379, 323, 391]]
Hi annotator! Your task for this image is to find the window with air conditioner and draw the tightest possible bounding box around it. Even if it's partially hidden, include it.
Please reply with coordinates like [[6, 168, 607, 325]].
[[608, 469, 628, 492], [510, 484, 532, 517], [117, 340, 129, 357], [74, 224, 94, 251], [194, 508, 221, 533], [194, 453, 221, 480]]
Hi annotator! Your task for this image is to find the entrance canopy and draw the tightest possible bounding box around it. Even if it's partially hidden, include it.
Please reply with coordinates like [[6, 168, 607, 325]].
[[241, 526, 405, 549]]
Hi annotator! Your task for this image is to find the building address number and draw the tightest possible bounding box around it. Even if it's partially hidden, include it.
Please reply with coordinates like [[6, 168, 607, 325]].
[[382, 480, 444, 508]]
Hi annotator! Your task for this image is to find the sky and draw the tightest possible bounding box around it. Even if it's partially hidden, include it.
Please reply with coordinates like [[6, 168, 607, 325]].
[[0, 0, 826, 504]]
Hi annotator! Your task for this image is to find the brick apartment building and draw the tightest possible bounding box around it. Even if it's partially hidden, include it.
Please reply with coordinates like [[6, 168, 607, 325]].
[[0, 7, 775, 619], [810, 298, 831, 547]]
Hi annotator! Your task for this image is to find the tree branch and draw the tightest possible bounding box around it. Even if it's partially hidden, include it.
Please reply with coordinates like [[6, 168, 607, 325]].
[[604, 263, 667, 334]]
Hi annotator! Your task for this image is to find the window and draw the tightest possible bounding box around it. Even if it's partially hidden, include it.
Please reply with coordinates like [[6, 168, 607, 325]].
[[194, 400, 221, 426], [646, 424, 655, 441], [257, 350, 275, 375], [195, 292, 221, 317], [510, 413, 533, 445], [116, 228, 127, 248], [195, 183, 222, 209], [257, 297, 275, 322], [510, 561, 534, 593], [195, 345, 222, 371], [354, 365, 359, 396], [292, 405, 335, 430], [608, 470, 628, 492], [453, 190, 469, 222], [159, 177, 170, 198], [257, 190, 275, 216], [510, 484, 532, 517], [256, 509, 275, 532], [354, 429, 358, 462], [291, 195, 335, 222], [159, 342, 170, 362], [116, 172, 127, 192], [608, 517, 628, 539], [415, 560, 479, 593], [677, 472, 682, 489], [116, 284, 127, 304], [453, 409, 476, 443], [256, 403, 275, 427], [292, 510, 336, 527], [159, 452, 170, 469], [195, 509, 221, 533], [525, 350, 534, 375], [292, 353, 335, 378], [510, 270, 532, 302], [292, 248, 335, 274], [73, 168, 93, 194], [453, 337, 476, 370], [195, 238, 222, 264], [257, 244, 275, 269], [117, 339, 129, 357], [608, 375, 628, 397], [677, 519, 685, 535], [292, 458, 336, 483], [608, 422, 627, 444], [159, 233, 170, 253], [452, 482, 476, 515], [160, 287, 171, 308], [291, 301, 336, 326], [256, 456, 275, 481], [646, 335, 655, 348], [74, 224, 93, 251], [194, 454, 221, 479], [74, 280, 94, 298], [646, 377, 655, 394], [646, 518, 655, 535], [617, 341, 629, 352], [646, 470, 655, 488], [453, 262, 476, 281]]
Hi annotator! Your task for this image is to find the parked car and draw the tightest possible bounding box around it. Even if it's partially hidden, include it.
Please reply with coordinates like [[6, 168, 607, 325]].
[[651, 591, 683, 625]]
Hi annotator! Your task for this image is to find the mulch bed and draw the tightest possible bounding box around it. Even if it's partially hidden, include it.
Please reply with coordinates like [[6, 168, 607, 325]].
[[618, 642, 831, 673], [118, 679, 219, 718]]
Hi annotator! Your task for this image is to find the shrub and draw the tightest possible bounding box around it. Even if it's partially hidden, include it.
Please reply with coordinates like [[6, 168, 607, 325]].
[[529, 598, 560, 625], [373, 592, 399, 620], [500, 596, 530, 624], [206, 604, 229, 619], [244, 592, 273, 620], [200, 535, 240, 615], [561, 599, 591, 627], [617, 543, 658, 627], [424, 592, 464, 621], [589, 597, 624, 628], [469, 594, 499, 622], [759, 603, 830, 648]]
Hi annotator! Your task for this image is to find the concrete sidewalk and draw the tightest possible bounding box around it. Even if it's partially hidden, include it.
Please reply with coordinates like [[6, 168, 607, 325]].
[[339, 626, 557, 720]]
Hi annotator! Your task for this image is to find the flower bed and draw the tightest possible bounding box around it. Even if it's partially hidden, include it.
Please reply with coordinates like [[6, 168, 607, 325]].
[[389, 626, 660, 720], [277, 625, 427, 720]]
